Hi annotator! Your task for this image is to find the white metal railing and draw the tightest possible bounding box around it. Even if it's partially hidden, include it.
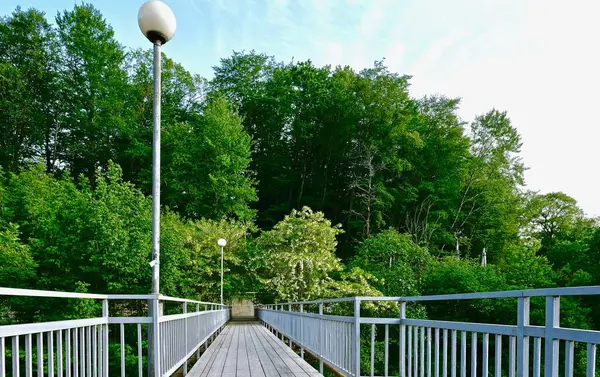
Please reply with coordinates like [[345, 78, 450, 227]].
[[0, 287, 230, 377], [257, 286, 600, 377]]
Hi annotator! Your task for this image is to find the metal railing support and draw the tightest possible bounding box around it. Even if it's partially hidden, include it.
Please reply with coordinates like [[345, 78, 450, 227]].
[[353, 298, 361, 377], [102, 299, 109, 377], [399, 301, 406, 377], [517, 297, 530, 377], [544, 296, 560, 377], [300, 303, 304, 359], [319, 303, 324, 374], [183, 302, 188, 376], [148, 298, 161, 377]]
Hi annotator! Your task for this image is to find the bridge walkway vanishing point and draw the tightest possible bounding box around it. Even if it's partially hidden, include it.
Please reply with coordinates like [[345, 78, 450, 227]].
[[188, 322, 322, 377]]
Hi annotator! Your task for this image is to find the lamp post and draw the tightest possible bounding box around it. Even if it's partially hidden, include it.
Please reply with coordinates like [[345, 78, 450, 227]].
[[138, 0, 176, 296], [217, 238, 227, 305]]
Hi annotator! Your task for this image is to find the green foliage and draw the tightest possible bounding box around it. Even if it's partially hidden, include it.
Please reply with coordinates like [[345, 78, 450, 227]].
[[0, 7, 599, 372], [0, 223, 36, 287], [254, 207, 344, 301], [351, 229, 431, 296], [162, 95, 257, 221]]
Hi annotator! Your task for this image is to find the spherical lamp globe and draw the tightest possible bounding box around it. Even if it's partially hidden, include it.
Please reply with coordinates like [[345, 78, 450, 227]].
[[138, 0, 176, 44]]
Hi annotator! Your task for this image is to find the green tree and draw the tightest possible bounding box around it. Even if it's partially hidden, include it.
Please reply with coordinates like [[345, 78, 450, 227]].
[[254, 207, 344, 301], [0, 223, 36, 287], [0, 7, 60, 172], [56, 3, 129, 187], [162, 95, 257, 221], [351, 228, 431, 296]]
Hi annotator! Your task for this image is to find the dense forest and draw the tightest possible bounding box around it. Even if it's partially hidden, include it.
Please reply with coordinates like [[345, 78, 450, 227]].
[[1, 3, 599, 375]]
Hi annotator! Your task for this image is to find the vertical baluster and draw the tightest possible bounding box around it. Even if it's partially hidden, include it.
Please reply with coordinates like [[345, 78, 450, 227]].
[[371, 324, 375, 377], [97, 327, 102, 377], [508, 336, 516, 377], [532, 338, 540, 377], [74, 328, 78, 377], [37, 333, 44, 377], [49, 331, 55, 377], [138, 324, 143, 377], [421, 327, 425, 377], [86, 327, 91, 377], [80, 328, 84, 377], [12, 336, 19, 377], [471, 333, 477, 377], [414, 326, 418, 377], [0, 337, 5, 377], [563, 340, 574, 377], [92, 327, 96, 377], [587, 343, 596, 377], [443, 329, 448, 377], [451, 330, 457, 377], [427, 328, 432, 377], [460, 331, 466, 377], [385, 324, 389, 377], [495, 335, 502, 377], [408, 326, 413, 377], [400, 303, 406, 377], [120, 323, 125, 377], [26, 334, 33, 377], [482, 334, 489, 377], [66, 329, 71, 377], [435, 329, 440, 377], [58, 331, 64, 377]]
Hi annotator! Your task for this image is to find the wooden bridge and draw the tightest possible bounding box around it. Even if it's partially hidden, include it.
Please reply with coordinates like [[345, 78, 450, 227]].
[[188, 322, 321, 377], [0, 286, 599, 377]]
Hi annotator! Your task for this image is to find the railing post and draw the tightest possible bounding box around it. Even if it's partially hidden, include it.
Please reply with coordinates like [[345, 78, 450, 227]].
[[196, 304, 201, 357], [102, 299, 109, 377], [183, 302, 188, 376], [300, 303, 305, 359], [399, 301, 406, 377], [148, 298, 161, 377], [354, 298, 361, 377], [544, 296, 559, 377], [288, 304, 293, 348], [517, 297, 530, 377], [319, 302, 324, 374]]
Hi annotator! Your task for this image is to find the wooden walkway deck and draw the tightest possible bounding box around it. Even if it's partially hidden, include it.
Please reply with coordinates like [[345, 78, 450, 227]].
[[188, 322, 323, 377]]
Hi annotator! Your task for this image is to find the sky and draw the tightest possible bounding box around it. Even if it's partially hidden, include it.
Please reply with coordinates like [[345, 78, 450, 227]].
[[2, 0, 600, 216]]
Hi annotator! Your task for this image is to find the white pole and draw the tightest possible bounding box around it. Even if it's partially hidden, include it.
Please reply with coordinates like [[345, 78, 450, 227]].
[[220, 245, 224, 305], [151, 40, 162, 295]]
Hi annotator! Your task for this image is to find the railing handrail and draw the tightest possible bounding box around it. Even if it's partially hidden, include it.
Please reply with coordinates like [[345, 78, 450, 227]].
[[0, 287, 228, 307], [265, 284, 600, 306]]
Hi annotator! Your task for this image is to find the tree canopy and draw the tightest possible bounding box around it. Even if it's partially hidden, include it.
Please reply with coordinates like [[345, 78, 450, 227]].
[[0, 5, 599, 375]]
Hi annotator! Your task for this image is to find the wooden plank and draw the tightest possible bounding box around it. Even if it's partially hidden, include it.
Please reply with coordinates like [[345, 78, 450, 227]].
[[187, 327, 228, 377], [201, 326, 234, 377], [245, 325, 267, 377], [236, 325, 251, 377], [221, 324, 239, 376], [256, 325, 316, 375], [248, 325, 281, 377], [190, 323, 322, 377]]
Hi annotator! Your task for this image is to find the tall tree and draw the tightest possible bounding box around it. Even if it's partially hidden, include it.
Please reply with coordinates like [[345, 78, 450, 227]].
[[0, 7, 60, 172], [56, 3, 128, 187]]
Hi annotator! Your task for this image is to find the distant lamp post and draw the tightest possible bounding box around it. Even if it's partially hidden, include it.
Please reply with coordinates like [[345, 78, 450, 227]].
[[218, 238, 227, 305], [138, 0, 176, 295]]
